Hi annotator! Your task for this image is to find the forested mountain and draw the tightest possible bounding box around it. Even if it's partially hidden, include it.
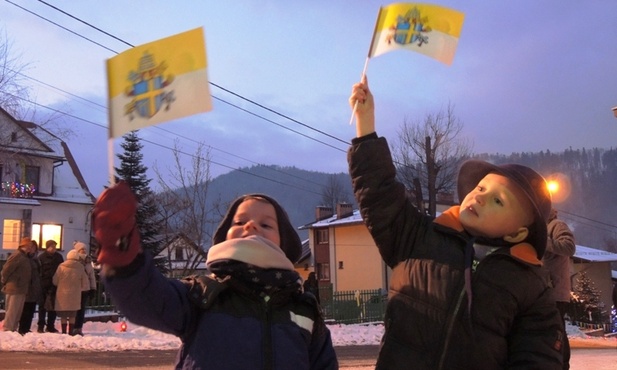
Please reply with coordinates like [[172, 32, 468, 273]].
[[174, 147, 617, 257], [204, 165, 354, 241]]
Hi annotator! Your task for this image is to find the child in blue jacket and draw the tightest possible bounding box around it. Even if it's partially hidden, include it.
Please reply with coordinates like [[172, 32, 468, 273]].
[[93, 184, 338, 370]]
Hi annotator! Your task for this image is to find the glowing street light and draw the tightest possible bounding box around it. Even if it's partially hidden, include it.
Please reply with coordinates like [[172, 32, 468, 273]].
[[547, 180, 559, 194], [612, 106, 617, 118], [545, 173, 571, 204]]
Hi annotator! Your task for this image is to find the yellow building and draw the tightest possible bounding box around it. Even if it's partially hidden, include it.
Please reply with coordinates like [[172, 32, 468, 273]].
[[300, 204, 389, 292]]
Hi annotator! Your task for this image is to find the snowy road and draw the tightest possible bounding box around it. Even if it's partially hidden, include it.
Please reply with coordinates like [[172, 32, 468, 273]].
[[0, 347, 615, 369]]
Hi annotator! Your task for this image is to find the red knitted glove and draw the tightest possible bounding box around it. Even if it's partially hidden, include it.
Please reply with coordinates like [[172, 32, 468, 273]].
[[92, 181, 141, 267]]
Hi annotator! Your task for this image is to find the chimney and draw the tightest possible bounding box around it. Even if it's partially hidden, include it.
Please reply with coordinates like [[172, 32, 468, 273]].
[[336, 203, 353, 219], [316, 206, 333, 221]]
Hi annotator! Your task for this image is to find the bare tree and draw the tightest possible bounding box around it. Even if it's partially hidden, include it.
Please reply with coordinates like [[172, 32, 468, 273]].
[[0, 30, 30, 117], [0, 31, 72, 164], [154, 141, 222, 276], [392, 103, 473, 216], [320, 174, 352, 210]]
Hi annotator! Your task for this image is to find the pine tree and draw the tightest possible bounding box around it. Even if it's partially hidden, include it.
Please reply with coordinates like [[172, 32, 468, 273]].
[[116, 131, 168, 274]]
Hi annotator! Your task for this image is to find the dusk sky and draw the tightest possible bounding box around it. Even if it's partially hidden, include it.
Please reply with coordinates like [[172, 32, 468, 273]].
[[2, 1, 617, 196]]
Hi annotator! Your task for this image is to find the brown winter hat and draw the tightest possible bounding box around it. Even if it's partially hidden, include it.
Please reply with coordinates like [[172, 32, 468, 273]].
[[213, 194, 302, 263], [457, 160, 552, 258], [19, 237, 32, 247]]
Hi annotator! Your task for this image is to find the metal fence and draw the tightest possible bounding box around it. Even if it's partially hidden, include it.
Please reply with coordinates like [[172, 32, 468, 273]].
[[318, 285, 387, 325]]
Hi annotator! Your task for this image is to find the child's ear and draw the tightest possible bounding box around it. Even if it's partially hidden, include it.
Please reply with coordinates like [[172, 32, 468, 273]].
[[503, 227, 529, 244]]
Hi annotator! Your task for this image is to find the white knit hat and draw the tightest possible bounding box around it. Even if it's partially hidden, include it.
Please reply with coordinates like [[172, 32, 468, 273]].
[[74, 241, 88, 253], [67, 249, 81, 261]]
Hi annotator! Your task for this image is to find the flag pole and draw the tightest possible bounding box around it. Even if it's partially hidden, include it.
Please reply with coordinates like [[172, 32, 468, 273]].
[[349, 6, 383, 126], [108, 137, 115, 186], [348, 58, 370, 125], [107, 93, 115, 187]]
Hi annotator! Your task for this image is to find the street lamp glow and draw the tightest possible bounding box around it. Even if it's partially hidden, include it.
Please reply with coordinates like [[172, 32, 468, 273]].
[[547, 180, 559, 194], [612, 106, 617, 118], [545, 173, 571, 203]]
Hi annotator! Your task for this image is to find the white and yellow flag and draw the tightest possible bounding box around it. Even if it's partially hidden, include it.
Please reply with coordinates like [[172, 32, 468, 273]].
[[368, 3, 464, 65], [106, 27, 212, 138]]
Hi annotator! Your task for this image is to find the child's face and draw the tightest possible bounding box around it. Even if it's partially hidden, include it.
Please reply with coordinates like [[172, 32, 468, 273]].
[[226, 198, 281, 247], [459, 173, 534, 241]]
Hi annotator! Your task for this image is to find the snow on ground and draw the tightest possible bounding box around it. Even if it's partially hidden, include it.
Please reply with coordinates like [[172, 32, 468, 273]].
[[0, 316, 615, 352]]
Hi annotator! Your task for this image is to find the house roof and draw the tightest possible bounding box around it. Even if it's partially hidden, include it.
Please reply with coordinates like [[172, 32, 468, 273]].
[[299, 209, 364, 229], [295, 239, 310, 264], [0, 197, 41, 206], [574, 245, 617, 263], [19, 121, 96, 204]]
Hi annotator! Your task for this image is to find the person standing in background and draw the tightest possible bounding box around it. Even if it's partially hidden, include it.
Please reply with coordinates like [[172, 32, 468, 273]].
[[52, 250, 90, 335], [303, 271, 320, 304], [72, 241, 97, 336], [1, 237, 33, 332], [544, 208, 576, 370], [18, 240, 42, 334], [37, 240, 64, 333]]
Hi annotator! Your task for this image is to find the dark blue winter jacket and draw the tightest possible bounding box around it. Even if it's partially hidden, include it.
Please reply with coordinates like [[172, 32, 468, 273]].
[[348, 134, 564, 370], [102, 253, 338, 370]]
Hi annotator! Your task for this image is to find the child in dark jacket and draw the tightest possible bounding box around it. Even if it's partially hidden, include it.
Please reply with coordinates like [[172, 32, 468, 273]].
[[347, 76, 564, 370], [92, 184, 337, 370]]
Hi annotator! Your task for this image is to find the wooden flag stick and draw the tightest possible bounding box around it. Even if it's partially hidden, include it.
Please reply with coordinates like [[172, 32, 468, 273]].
[[349, 57, 370, 125], [108, 137, 115, 186]]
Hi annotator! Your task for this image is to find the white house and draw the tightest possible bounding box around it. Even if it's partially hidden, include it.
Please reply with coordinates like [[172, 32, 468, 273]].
[[0, 107, 95, 259], [572, 245, 617, 313]]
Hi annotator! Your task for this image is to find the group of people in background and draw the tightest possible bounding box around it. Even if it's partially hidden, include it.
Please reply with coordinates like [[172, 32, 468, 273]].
[[1, 238, 96, 336]]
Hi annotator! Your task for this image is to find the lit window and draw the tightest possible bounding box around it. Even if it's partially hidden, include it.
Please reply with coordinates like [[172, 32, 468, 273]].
[[32, 223, 62, 250], [2, 219, 22, 249]]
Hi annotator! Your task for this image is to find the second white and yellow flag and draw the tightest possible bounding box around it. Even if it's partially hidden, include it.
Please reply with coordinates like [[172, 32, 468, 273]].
[[106, 27, 212, 138], [368, 3, 464, 65]]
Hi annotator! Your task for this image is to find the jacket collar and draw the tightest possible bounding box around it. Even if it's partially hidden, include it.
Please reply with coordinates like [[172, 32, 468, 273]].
[[434, 206, 542, 266]]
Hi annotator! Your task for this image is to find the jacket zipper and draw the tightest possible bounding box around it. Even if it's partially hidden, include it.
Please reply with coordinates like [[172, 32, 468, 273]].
[[437, 285, 466, 370], [263, 296, 273, 370]]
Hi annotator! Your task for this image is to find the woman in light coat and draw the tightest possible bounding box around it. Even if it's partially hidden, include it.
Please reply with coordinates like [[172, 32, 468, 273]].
[[52, 250, 89, 335]]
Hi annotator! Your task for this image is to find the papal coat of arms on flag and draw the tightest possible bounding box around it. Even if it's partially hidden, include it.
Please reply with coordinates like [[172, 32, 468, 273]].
[[124, 51, 175, 120], [107, 27, 212, 139], [368, 3, 464, 65]]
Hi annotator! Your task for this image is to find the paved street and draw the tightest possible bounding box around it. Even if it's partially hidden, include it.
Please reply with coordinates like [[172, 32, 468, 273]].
[[1, 346, 616, 369], [0, 346, 380, 369]]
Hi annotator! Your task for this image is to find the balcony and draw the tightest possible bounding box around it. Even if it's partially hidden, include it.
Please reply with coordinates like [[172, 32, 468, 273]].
[[0, 181, 37, 198]]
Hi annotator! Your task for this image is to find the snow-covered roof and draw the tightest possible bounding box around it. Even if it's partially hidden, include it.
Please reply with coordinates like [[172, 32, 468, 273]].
[[571, 245, 617, 263], [169, 260, 206, 270], [25, 122, 95, 205], [300, 209, 364, 229], [0, 197, 41, 206], [295, 239, 311, 264]]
